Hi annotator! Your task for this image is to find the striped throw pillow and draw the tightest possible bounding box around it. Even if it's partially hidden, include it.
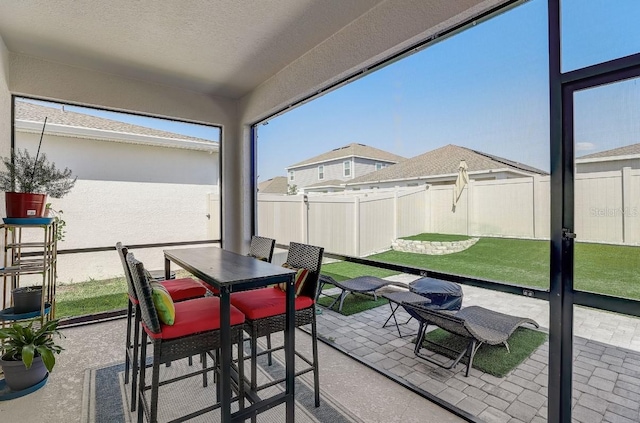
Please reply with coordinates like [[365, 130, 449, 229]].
[[277, 263, 310, 297]]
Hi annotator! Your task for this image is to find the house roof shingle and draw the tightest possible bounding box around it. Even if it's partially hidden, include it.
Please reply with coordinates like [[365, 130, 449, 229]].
[[15, 101, 216, 144], [287, 143, 405, 169], [258, 176, 289, 194], [305, 179, 345, 188], [578, 143, 640, 159], [345, 144, 547, 185]]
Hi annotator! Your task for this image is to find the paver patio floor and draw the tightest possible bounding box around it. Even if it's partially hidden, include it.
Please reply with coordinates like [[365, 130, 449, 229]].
[[315, 276, 640, 423]]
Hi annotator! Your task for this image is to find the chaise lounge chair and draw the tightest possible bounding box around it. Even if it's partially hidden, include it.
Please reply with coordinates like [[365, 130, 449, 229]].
[[317, 274, 405, 313], [401, 302, 539, 377]]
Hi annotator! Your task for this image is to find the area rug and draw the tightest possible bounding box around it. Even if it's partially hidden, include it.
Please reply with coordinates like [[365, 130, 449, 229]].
[[83, 345, 361, 423], [422, 326, 548, 378]]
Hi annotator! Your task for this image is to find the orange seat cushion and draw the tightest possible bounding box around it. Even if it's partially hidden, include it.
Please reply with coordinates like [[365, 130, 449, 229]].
[[161, 278, 207, 301], [230, 287, 314, 320], [143, 296, 245, 340]]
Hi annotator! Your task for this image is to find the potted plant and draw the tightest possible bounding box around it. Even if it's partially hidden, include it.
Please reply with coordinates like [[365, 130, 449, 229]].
[[0, 118, 76, 218], [0, 320, 64, 391], [11, 285, 43, 314]]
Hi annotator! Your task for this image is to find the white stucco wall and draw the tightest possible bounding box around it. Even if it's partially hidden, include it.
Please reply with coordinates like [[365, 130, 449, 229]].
[[17, 131, 219, 185], [14, 130, 219, 282]]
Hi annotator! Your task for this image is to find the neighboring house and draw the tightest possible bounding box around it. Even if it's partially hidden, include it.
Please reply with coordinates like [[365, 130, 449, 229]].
[[576, 143, 640, 173], [257, 176, 288, 194], [13, 100, 220, 281], [285, 143, 405, 192], [339, 144, 547, 191]]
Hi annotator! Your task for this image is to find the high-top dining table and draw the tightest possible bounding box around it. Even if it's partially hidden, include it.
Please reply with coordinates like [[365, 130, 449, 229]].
[[164, 246, 296, 423]]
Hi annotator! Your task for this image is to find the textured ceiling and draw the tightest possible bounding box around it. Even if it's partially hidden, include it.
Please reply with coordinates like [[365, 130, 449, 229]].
[[0, 0, 386, 98]]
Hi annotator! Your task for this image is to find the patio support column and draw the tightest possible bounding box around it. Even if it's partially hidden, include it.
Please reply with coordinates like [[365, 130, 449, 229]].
[[221, 120, 251, 254]]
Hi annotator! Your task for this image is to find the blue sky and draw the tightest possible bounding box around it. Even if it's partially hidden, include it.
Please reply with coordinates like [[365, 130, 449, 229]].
[[257, 0, 640, 181]]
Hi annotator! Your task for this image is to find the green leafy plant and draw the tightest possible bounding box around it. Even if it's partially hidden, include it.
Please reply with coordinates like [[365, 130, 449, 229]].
[[0, 148, 76, 197], [0, 320, 64, 372], [45, 203, 67, 241]]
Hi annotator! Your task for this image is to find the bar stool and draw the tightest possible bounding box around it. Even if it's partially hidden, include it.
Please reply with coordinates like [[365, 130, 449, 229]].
[[230, 242, 324, 410], [127, 252, 246, 423], [116, 242, 208, 411]]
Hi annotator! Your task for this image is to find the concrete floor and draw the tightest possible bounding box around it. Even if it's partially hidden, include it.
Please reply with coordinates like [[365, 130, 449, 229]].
[[0, 318, 465, 423]]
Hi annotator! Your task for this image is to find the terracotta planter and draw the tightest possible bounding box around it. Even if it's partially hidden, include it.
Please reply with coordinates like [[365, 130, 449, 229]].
[[0, 355, 48, 391], [5, 192, 47, 218]]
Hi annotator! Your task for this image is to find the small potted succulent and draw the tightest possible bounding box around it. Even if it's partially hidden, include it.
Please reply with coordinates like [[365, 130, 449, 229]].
[[0, 118, 76, 218], [0, 320, 64, 391]]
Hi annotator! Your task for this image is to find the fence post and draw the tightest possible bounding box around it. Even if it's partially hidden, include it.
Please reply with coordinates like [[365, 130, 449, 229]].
[[354, 196, 360, 257], [466, 180, 473, 236], [622, 167, 631, 244], [393, 190, 399, 240], [532, 175, 540, 239], [301, 195, 309, 243]]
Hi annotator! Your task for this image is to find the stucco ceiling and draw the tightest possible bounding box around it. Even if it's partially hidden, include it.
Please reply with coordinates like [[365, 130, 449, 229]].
[[0, 0, 388, 98]]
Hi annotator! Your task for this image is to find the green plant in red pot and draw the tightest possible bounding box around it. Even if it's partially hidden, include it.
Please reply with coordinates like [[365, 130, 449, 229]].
[[0, 118, 76, 218]]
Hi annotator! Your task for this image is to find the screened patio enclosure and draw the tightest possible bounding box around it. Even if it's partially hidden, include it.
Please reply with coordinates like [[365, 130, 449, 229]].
[[1, 1, 639, 422]]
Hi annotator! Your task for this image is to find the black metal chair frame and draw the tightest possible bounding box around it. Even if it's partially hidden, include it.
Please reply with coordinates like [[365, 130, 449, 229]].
[[127, 252, 245, 423], [402, 302, 539, 377], [381, 290, 431, 337], [241, 242, 324, 413]]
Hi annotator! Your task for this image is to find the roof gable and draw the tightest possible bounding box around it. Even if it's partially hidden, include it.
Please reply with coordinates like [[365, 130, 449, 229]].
[[287, 143, 405, 169], [578, 143, 640, 159], [258, 176, 289, 194]]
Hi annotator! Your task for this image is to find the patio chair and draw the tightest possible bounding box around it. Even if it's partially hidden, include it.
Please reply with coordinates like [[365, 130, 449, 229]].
[[230, 242, 324, 410], [247, 235, 276, 262], [116, 242, 208, 412], [317, 274, 405, 312], [126, 252, 246, 423], [401, 302, 539, 377]]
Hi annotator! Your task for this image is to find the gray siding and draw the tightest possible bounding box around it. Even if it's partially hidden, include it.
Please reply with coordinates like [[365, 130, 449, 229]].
[[353, 157, 392, 178], [289, 157, 397, 188]]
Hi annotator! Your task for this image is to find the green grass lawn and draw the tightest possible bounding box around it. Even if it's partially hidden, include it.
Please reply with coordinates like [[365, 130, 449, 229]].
[[321, 261, 399, 282], [55, 276, 128, 318], [55, 270, 195, 319], [371, 238, 640, 299], [401, 233, 471, 242]]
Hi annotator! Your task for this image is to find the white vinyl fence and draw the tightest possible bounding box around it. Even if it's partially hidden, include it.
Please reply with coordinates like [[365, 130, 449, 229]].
[[257, 168, 640, 256]]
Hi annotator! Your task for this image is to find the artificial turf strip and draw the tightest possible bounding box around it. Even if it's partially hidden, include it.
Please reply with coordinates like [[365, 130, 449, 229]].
[[317, 292, 388, 316], [321, 262, 399, 282], [422, 327, 548, 378]]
